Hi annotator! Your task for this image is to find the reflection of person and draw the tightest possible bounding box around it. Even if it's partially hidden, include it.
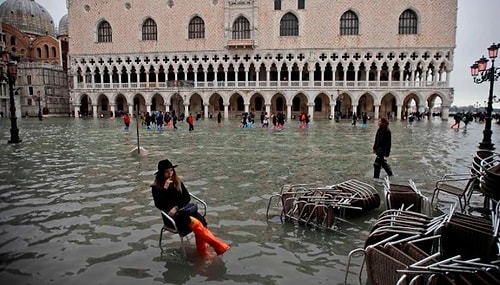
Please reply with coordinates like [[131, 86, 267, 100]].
[[372, 118, 393, 179], [151, 159, 230, 258]]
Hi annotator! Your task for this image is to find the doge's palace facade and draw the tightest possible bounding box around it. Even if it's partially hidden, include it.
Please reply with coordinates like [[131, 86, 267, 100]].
[[68, 0, 457, 120]]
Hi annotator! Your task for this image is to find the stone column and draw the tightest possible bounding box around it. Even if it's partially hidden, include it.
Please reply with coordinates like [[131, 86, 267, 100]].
[[245, 69, 249, 87], [287, 104, 292, 121], [128, 104, 133, 115], [110, 104, 116, 117], [74, 75, 79, 89], [396, 104, 402, 120], [307, 103, 314, 121], [92, 104, 98, 118], [204, 103, 209, 119], [184, 103, 189, 117], [244, 103, 250, 114], [374, 105, 380, 119], [224, 103, 229, 119], [265, 103, 271, 117], [74, 104, 81, 118], [441, 105, 450, 121], [330, 99, 336, 119], [418, 104, 426, 115]]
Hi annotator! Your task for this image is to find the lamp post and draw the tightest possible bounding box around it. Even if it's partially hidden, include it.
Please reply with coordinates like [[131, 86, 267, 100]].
[[470, 42, 500, 150], [1, 52, 21, 143], [37, 91, 43, 121]]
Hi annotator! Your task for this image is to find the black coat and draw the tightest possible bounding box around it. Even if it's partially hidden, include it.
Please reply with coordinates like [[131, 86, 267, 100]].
[[373, 126, 392, 157], [152, 182, 192, 233]]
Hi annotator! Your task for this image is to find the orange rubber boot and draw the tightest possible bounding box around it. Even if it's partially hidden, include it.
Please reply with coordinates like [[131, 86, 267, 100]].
[[190, 217, 230, 256]]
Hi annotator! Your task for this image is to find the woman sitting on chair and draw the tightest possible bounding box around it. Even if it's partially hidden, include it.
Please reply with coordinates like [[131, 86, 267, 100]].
[[151, 159, 230, 258]]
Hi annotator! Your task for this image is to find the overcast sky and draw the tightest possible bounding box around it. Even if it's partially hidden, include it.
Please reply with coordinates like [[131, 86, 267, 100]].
[[3, 0, 500, 107]]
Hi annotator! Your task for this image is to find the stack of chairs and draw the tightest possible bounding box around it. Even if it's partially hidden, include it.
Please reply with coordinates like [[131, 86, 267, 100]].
[[384, 178, 432, 216], [476, 152, 500, 201], [266, 179, 380, 231], [344, 203, 500, 285]]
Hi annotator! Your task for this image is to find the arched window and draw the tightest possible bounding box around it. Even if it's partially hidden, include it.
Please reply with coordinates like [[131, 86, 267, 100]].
[[232, 16, 250, 40], [280, 13, 299, 36], [399, 9, 418, 34], [142, 18, 157, 41], [44, 44, 49, 58], [51, 47, 56, 57], [188, 16, 205, 39], [97, 20, 112, 42], [340, 11, 359, 35]]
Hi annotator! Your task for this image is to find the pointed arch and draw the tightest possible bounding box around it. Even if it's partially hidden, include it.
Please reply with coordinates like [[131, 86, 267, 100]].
[[97, 20, 112, 42], [142, 18, 158, 41], [399, 9, 418, 34], [232, 16, 251, 40], [280, 13, 299, 36], [340, 10, 359, 35], [189, 16, 205, 39]]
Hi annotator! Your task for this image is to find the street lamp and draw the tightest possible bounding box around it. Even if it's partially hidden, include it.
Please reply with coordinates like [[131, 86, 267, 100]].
[[37, 90, 43, 121], [1, 51, 21, 143], [470, 42, 500, 150]]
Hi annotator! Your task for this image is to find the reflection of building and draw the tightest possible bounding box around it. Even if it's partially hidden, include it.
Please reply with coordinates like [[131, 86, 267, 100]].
[[69, 0, 457, 120], [0, 0, 69, 118]]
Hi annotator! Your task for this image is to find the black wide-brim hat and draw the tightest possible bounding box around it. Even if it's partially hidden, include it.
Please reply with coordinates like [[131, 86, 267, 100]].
[[155, 159, 178, 174]]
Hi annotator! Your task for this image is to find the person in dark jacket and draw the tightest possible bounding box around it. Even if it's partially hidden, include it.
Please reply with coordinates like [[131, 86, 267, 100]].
[[372, 118, 393, 179], [151, 159, 230, 258]]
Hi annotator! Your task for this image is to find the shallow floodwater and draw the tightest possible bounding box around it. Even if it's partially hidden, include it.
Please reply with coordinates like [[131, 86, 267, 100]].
[[0, 116, 497, 285]]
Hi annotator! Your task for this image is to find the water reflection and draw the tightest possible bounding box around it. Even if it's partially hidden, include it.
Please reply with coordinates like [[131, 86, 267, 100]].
[[0, 117, 497, 284]]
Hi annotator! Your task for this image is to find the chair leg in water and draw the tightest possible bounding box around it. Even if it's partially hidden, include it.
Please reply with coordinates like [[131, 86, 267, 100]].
[[190, 217, 230, 256]]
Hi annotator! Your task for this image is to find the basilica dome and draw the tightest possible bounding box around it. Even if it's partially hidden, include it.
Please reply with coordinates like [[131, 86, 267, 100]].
[[0, 0, 56, 37], [58, 14, 68, 36]]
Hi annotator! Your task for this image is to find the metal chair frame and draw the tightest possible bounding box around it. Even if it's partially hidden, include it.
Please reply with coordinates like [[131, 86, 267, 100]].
[[158, 193, 207, 254], [430, 173, 478, 212]]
